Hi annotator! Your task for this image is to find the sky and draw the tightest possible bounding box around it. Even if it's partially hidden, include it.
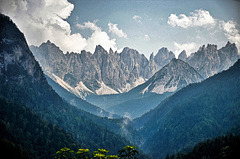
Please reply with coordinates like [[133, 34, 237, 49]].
[[0, 0, 239, 58]]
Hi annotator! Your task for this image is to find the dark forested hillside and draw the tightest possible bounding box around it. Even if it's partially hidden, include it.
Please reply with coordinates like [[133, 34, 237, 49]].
[[0, 13, 130, 156], [136, 59, 240, 158], [0, 96, 78, 159], [165, 134, 240, 159]]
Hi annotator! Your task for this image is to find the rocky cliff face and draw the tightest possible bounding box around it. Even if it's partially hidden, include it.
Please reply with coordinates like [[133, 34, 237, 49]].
[[30, 39, 238, 96], [137, 58, 203, 95], [144, 48, 175, 79], [186, 42, 239, 78], [30, 41, 175, 95], [178, 50, 187, 61]]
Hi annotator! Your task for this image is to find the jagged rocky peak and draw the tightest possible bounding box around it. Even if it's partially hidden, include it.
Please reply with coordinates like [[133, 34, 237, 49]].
[[80, 50, 92, 58], [109, 48, 114, 54], [38, 40, 64, 57], [199, 45, 206, 51], [219, 41, 239, 63], [207, 44, 218, 52], [121, 47, 139, 55], [94, 45, 108, 55], [120, 47, 148, 66], [222, 41, 238, 52], [157, 47, 174, 55], [46, 40, 51, 44], [187, 42, 239, 79], [226, 41, 232, 47], [154, 47, 175, 68], [178, 50, 187, 61], [197, 44, 218, 53], [149, 52, 154, 61], [41, 40, 60, 50]]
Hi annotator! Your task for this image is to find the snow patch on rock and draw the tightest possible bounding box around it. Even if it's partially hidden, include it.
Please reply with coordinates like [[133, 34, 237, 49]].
[[75, 81, 93, 94], [95, 81, 119, 95], [48, 73, 92, 99], [151, 84, 178, 94]]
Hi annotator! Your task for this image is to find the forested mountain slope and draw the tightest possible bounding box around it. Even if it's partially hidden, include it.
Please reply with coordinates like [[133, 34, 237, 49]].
[[135, 59, 240, 158], [0, 96, 78, 158]]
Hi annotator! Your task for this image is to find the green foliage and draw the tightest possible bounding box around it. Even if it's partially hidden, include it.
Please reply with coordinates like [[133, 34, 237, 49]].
[[55, 147, 75, 159], [55, 146, 139, 159], [76, 149, 90, 159], [118, 145, 139, 159], [93, 148, 110, 158]]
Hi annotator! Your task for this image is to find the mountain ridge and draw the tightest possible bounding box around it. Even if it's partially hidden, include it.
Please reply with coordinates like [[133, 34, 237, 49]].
[[30, 40, 239, 99], [30, 40, 176, 95], [186, 42, 239, 78]]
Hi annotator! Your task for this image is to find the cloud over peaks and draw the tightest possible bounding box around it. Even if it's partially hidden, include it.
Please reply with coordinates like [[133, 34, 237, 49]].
[[174, 42, 198, 57], [220, 20, 240, 52], [168, 9, 216, 28], [108, 22, 127, 39], [0, 0, 117, 53], [76, 21, 117, 53]]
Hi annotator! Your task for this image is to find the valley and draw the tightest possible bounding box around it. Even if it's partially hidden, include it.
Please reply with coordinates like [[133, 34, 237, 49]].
[[0, 1, 240, 158]]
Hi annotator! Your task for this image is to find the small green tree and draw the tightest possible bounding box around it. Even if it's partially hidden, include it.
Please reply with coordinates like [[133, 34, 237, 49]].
[[75, 149, 90, 159], [118, 145, 139, 159], [93, 149, 109, 159], [55, 145, 138, 159], [55, 147, 75, 159]]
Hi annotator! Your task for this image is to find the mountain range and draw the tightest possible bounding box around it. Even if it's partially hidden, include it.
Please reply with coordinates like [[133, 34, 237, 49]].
[[29, 37, 239, 119], [1, 13, 240, 159], [30, 40, 238, 97], [30, 42, 176, 95]]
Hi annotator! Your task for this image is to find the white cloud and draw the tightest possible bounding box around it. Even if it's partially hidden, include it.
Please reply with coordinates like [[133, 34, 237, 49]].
[[174, 42, 198, 57], [168, 9, 216, 28], [108, 22, 127, 39], [132, 15, 142, 24], [76, 21, 117, 52], [220, 20, 240, 52], [76, 19, 100, 30], [168, 9, 240, 53], [0, 0, 117, 53], [144, 34, 150, 41]]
